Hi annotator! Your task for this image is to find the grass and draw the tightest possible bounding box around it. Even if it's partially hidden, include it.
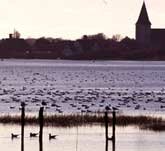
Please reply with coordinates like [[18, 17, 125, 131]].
[[115, 115, 162, 126], [0, 113, 163, 131], [0, 113, 104, 126], [140, 123, 165, 131]]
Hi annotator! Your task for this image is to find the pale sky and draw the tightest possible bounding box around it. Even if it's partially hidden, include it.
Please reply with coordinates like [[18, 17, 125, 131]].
[[0, 0, 164, 39]]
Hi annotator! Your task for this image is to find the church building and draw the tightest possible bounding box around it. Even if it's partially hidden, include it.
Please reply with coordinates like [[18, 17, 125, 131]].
[[136, 2, 165, 47]]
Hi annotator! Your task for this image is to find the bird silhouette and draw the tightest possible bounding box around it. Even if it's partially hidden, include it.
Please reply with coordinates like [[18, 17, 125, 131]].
[[30, 133, 38, 137], [49, 133, 57, 140], [11, 133, 19, 139], [112, 107, 118, 111], [105, 106, 111, 111]]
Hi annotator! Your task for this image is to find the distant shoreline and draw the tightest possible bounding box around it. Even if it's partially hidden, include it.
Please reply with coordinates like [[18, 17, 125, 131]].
[[1, 58, 165, 61], [0, 35, 165, 60]]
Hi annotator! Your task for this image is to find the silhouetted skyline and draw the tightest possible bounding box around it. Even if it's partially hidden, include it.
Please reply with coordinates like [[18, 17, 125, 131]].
[[0, 0, 164, 39]]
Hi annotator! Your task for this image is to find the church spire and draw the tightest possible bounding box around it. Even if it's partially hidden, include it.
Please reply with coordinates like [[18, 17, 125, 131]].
[[136, 2, 151, 25]]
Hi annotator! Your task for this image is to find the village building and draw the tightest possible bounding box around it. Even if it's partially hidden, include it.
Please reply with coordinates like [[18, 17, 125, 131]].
[[136, 2, 165, 47]]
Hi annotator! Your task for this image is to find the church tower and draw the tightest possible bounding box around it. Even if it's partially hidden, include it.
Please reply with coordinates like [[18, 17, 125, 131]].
[[136, 2, 151, 46]]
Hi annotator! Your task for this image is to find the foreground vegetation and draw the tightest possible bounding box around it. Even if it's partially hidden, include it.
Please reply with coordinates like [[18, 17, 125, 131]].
[[0, 113, 164, 131]]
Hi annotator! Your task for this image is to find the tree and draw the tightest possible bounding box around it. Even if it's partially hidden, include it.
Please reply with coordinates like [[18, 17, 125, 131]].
[[88, 33, 107, 40], [112, 34, 122, 42], [34, 37, 51, 50]]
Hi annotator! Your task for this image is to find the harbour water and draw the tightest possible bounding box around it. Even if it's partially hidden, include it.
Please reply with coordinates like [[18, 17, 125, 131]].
[[0, 59, 165, 115], [0, 124, 164, 151], [0, 59, 165, 150]]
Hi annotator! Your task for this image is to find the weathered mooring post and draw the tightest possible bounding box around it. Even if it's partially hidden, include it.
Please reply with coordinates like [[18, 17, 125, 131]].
[[21, 102, 25, 151], [105, 107, 116, 151], [112, 110, 116, 151], [39, 107, 44, 151], [105, 110, 109, 151]]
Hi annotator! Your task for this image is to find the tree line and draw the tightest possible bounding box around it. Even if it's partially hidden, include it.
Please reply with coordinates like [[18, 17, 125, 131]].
[[0, 33, 165, 60]]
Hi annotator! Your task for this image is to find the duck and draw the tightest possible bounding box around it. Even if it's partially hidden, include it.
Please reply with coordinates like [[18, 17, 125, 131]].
[[30, 133, 38, 137], [112, 107, 118, 111], [11, 133, 19, 139], [105, 106, 111, 111], [49, 133, 57, 140]]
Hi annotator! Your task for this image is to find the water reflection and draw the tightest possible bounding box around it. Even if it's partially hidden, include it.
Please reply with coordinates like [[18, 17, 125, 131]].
[[112, 139, 115, 151], [0, 125, 164, 151]]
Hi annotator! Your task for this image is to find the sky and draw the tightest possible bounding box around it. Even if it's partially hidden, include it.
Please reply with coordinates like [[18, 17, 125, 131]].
[[0, 0, 164, 39]]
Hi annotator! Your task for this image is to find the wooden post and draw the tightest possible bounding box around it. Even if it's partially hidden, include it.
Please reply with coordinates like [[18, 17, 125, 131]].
[[105, 108, 116, 151], [112, 111, 116, 141], [112, 139, 115, 151], [39, 107, 44, 151], [21, 102, 25, 151], [112, 111, 116, 151], [105, 111, 108, 151]]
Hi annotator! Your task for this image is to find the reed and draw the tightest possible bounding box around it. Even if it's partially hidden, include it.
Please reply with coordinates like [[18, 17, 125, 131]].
[[116, 115, 162, 126], [0, 113, 163, 129], [140, 123, 165, 131]]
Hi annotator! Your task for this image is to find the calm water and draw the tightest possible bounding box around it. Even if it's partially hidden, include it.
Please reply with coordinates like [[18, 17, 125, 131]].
[[1, 59, 165, 115], [0, 60, 165, 151], [0, 124, 164, 151]]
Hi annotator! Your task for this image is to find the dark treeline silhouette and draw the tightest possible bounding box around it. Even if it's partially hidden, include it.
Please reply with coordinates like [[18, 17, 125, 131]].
[[0, 33, 165, 60]]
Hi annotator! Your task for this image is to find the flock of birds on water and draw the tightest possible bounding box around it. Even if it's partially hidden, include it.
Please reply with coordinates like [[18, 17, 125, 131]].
[[0, 63, 164, 114], [11, 133, 57, 140]]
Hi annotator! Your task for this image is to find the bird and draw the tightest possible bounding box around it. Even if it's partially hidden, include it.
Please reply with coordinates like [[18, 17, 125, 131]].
[[105, 106, 111, 111], [10, 106, 15, 109], [11, 133, 19, 139], [112, 107, 119, 111], [30, 133, 38, 137], [49, 133, 57, 140], [41, 101, 47, 106]]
